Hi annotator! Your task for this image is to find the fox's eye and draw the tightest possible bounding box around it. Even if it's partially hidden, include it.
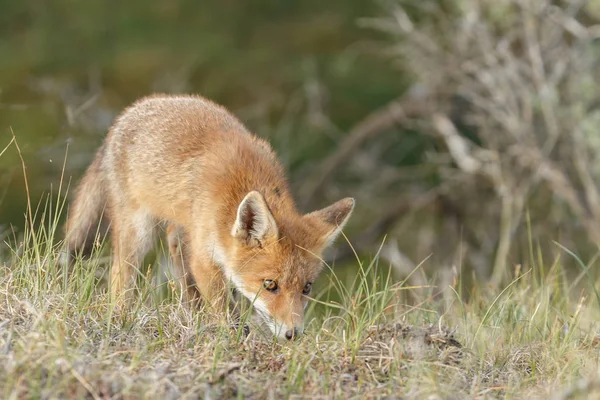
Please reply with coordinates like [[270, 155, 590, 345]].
[[263, 279, 278, 292], [302, 282, 312, 295]]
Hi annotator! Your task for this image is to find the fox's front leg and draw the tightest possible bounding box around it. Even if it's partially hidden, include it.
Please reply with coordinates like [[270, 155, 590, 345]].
[[187, 250, 229, 312]]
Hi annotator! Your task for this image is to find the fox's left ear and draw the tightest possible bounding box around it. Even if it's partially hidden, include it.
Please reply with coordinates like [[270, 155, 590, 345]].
[[305, 198, 355, 248], [232, 191, 279, 247]]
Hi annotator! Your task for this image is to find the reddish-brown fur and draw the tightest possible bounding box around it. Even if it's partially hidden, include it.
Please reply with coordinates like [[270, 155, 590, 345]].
[[65, 94, 354, 340]]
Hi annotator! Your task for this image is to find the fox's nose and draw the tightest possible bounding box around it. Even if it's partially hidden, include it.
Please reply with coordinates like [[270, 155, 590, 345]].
[[285, 328, 300, 340]]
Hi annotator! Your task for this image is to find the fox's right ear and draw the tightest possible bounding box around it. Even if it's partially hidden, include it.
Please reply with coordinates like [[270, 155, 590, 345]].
[[232, 191, 278, 247]]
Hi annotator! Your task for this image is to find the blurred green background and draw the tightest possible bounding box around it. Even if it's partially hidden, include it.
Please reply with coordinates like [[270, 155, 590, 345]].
[[0, 0, 404, 226], [3, 0, 600, 286]]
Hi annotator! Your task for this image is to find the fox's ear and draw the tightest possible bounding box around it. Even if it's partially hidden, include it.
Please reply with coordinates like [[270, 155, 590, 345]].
[[305, 198, 355, 248], [232, 191, 278, 247]]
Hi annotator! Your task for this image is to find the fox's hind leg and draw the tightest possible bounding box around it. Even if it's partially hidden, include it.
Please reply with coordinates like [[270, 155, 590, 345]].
[[109, 207, 155, 301]]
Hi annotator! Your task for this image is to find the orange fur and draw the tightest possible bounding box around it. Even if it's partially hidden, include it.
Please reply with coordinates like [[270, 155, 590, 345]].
[[65, 94, 355, 340]]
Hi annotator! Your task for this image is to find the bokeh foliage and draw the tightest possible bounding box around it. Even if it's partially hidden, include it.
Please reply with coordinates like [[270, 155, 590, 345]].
[[0, 0, 407, 229], [4, 0, 600, 285]]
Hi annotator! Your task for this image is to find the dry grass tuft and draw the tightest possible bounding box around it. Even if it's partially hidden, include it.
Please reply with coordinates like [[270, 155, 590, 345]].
[[1, 213, 599, 399], [0, 147, 598, 398]]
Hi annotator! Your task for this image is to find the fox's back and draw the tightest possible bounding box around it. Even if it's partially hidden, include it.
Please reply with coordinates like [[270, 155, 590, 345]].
[[106, 95, 248, 168], [102, 94, 290, 223]]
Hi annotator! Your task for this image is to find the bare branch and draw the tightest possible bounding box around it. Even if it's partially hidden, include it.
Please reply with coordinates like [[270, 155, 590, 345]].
[[301, 87, 431, 207]]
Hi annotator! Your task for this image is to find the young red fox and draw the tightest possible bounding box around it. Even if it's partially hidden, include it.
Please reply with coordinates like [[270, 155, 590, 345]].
[[65, 94, 354, 340]]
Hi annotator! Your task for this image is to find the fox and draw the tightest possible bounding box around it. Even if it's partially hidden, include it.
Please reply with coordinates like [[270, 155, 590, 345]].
[[64, 94, 355, 340]]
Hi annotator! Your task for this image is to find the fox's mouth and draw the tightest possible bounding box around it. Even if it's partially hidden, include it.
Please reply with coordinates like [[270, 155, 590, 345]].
[[252, 307, 279, 336], [250, 306, 299, 340]]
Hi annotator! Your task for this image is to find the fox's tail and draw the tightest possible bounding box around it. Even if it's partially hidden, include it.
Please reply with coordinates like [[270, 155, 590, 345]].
[[64, 145, 109, 259]]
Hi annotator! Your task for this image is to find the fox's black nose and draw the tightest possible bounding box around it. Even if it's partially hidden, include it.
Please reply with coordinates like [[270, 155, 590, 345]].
[[285, 328, 300, 340]]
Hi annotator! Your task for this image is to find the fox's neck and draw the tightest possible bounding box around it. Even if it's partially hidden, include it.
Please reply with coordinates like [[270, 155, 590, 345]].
[[195, 132, 301, 268], [209, 141, 297, 226]]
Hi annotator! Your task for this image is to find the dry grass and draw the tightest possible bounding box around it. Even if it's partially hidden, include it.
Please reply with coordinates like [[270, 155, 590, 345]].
[[1, 134, 599, 399], [1, 201, 599, 400]]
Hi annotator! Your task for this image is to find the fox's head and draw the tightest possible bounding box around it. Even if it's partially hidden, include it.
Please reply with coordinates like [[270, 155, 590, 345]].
[[225, 191, 354, 340]]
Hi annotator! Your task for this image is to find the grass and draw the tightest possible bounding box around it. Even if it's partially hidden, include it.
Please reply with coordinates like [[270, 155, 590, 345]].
[[1, 203, 600, 399], [1, 141, 600, 399]]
